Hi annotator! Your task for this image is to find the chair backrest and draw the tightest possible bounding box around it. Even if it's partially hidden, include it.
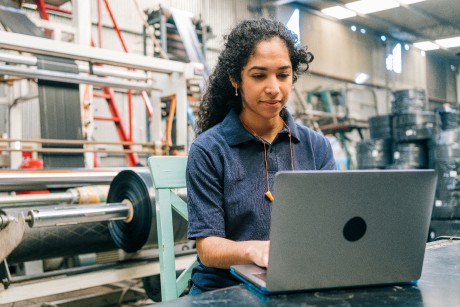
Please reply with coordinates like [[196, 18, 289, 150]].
[[148, 156, 198, 302]]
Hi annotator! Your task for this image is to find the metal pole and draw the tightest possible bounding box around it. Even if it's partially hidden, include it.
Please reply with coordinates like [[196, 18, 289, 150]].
[[0, 52, 149, 80], [0, 169, 121, 192], [0, 64, 154, 92], [0, 193, 75, 207], [26, 202, 132, 228]]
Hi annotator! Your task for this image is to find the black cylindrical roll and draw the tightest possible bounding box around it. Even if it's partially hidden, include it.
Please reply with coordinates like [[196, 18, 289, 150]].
[[4, 205, 116, 264], [356, 139, 392, 169], [390, 142, 427, 169], [392, 111, 436, 142], [5, 169, 189, 263], [435, 106, 460, 131], [368, 115, 392, 140], [107, 169, 188, 253], [435, 128, 460, 146], [391, 89, 426, 114]]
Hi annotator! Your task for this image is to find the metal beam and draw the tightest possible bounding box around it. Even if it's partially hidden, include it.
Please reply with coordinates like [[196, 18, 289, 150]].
[[0, 31, 188, 74], [0, 254, 196, 304], [0, 64, 154, 91]]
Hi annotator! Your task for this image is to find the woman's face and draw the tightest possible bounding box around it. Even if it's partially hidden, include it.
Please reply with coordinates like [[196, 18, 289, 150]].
[[238, 37, 293, 122]]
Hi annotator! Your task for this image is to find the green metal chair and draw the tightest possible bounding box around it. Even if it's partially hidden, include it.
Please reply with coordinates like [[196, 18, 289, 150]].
[[148, 156, 198, 301]]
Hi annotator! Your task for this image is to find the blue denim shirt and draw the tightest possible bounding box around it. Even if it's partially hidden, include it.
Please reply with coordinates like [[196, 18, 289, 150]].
[[186, 109, 336, 292]]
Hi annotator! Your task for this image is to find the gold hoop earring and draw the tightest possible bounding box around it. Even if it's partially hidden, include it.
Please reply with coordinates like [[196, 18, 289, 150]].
[[235, 87, 238, 96]]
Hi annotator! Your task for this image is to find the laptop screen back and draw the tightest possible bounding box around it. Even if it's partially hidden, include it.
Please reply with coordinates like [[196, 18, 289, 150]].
[[266, 170, 436, 292]]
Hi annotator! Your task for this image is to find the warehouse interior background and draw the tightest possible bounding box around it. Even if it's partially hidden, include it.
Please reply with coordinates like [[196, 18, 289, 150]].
[[0, 0, 460, 305]]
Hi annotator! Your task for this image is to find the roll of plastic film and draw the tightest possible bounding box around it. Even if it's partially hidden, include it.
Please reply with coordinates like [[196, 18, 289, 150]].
[[107, 169, 188, 253], [356, 139, 392, 169], [392, 111, 436, 142], [391, 89, 427, 114], [435, 107, 460, 131], [436, 128, 460, 146], [391, 142, 427, 169], [368, 115, 392, 140]]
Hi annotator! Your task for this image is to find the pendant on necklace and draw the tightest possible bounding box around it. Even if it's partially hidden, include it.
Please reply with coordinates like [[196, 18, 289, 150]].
[[265, 191, 274, 202]]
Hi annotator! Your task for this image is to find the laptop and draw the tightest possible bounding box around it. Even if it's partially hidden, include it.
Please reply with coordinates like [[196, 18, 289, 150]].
[[230, 170, 437, 295]]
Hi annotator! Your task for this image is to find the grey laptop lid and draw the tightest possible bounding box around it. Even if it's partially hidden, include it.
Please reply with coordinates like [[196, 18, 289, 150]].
[[264, 170, 437, 292]]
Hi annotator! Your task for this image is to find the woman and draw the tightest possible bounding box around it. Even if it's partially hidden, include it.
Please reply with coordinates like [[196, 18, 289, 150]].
[[186, 17, 336, 294]]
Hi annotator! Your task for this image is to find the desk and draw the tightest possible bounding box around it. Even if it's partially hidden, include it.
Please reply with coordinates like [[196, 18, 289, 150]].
[[155, 240, 460, 306]]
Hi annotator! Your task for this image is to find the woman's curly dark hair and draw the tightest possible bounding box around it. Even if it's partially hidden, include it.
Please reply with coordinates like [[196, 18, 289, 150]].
[[196, 17, 314, 134]]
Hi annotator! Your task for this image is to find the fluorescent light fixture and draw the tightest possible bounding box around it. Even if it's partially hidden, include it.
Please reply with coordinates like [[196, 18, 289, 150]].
[[413, 41, 439, 51], [398, 0, 426, 4], [346, 0, 400, 14], [354, 73, 369, 84], [321, 6, 356, 19], [436, 36, 460, 48], [286, 9, 300, 45]]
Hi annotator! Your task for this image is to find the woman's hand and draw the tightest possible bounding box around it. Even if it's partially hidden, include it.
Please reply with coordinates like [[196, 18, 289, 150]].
[[245, 240, 270, 268], [196, 237, 270, 269]]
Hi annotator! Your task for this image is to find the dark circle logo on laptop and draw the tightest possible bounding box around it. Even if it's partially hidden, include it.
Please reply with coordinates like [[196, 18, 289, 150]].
[[343, 216, 367, 242]]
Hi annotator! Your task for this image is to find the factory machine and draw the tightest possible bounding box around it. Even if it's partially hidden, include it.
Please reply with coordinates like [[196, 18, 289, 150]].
[[0, 2, 203, 304], [0, 168, 194, 304]]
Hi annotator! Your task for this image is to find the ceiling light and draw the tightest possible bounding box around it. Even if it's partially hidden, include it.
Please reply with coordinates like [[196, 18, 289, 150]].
[[354, 73, 369, 84], [346, 0, 400, 14], [321, 6, 357, 19], [351, 25, 357, 32], [436, 36, 460, 48], [360, 28, 366, 34], [380, 35, 387, 42], [398, 0, 427, 4], [413, 41, 439, 51], [404, 44, 410, 51], [421, 51, 426, 56]]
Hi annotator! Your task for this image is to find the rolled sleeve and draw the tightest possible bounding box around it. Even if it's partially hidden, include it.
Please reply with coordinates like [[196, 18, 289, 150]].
[[186, 143, 226, 240], [320, 137, 337, 170]]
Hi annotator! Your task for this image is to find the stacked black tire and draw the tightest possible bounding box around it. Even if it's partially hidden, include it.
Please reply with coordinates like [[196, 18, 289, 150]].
[[357, 89, 460, 239], [357, 89, 435, 170]]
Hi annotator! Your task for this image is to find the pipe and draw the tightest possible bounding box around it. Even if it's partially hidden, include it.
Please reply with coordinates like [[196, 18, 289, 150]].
[[0, 168, 121, 192], [26, 202, 132, 228], [0, 185, 109, 207], [0, 193, 75, 207], [0, 64, 154, 92], [0, 51, 149, 80]]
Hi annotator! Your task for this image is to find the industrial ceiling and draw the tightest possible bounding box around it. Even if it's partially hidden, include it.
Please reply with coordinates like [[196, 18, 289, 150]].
[[271, 0, 460, 59]]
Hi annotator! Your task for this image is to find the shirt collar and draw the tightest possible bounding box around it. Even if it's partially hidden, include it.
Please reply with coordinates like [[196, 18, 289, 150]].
[[222, 109, 301, 146]]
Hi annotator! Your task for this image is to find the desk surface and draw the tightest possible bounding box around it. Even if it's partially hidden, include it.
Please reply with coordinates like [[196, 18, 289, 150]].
[[155, 240, 460, 306]]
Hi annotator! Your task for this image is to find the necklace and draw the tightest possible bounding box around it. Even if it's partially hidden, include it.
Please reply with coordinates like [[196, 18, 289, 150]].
[[240, 116, 294, 202]]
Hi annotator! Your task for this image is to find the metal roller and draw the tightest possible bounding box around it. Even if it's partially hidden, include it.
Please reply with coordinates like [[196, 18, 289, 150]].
[[25, 203, 131, 228], [0, 185, 110, 207], [0, 168, 121, 192]]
